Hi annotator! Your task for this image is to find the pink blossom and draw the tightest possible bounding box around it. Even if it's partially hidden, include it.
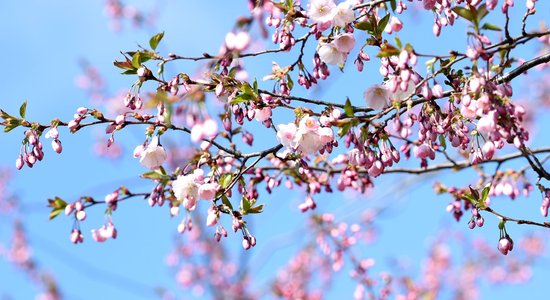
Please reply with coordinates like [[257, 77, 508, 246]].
[[318, 42, 345, 65], [225, 31, 250, 51], [476, 111, 496, 133], [198, 182, 218, 200], [255, 107, 272, 122], [133, 144, 145, 158], [332, 1, 355, 27], [276, 123, 299, 149], [333, 33, 355, 53], [299, 116, 320, 132], [318, 127, 334, 144], [202, 118, 218, 138], [307, 0, 336, 25], [364, 85, 390, 110], [172, 174, 199, 210]]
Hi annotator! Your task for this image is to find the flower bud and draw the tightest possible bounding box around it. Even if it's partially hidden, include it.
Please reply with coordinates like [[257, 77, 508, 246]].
[[52, 139, 62, 154]]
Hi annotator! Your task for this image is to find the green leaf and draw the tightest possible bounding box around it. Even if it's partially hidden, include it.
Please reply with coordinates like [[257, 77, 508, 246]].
[[460, 193, 477, 205], [452, 6, 474, 22], [469, 186, 480, 200], [395, 36, 402, 49], [122, 69, 137, 75], [425, 57, 436, 74], [389, 0, 397, 12], [338, 121, 352, 138], [229, 94, 250, 104], [132, 52, 142, 69], [3, 119, 21, 132], [142, 171, 170, 181], [355, 21, 374, 33], [344, 98, 354, 117], [49, 208, 63, 220], [286, 74, 294, 91], [149, 32, 164, 50], [438, 134, 446, 150], [481, 185, 491, 203], [240, 196, 251, 213], [240, 82, 253, 95], [377, 14, 391, 34], [476, 4, 489, 24], [481, 22, 502, 31], [19, 101, 27, 119], [221, 195, 233, 211], [253, 78, 259, 95], [220, 174, 233, 188], [247, 204, 264, 214]]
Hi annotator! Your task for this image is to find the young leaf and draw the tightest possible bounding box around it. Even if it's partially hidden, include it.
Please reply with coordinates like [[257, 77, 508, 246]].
[[344, 98, 354, 117], [220, 174, 233, 188], [389, 0, 397, 12], [377, 14, 391, 34], [132, 52, 142, 69], [221, 195, 234, 211], [481, 185, 491, 203], [481, 22, 502, 31], [149, 32, 164, 50], [438, 134, 447, 150], [476, 4, 489, 24], [142, 171, 170, 181], [49, 208, 63, 220], [19, 101, 27, 119], [240, 196, 251, 213], [452, 6, 474, 22], [338, 121, 352, 137], [355, 21, 374, 33], [247, 204, 264, 214]]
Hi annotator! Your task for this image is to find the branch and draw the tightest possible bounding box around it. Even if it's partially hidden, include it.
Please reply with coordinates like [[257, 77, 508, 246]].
[[494, 52, 550, 84], [483, 206, 550, 229], [259, 147, 550, 176]]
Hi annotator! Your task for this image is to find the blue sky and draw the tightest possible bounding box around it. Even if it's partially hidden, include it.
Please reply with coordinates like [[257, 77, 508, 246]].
[[1, 1, 549, 299]]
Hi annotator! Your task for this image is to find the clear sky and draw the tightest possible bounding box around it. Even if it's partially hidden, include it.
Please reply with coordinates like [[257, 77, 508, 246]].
[[1, 1, 549, 299]]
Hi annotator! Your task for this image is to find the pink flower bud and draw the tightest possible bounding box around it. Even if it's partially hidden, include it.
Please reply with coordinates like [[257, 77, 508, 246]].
[[475, 216, 484, 227], [52, 139, 62, 154], [45, 127, 59, 139], [70, 229, 83, 244], [432, 84, 443, 98], [482, 141, 495, 160], [170, 206, 180, 217], [65, 203, 75, 216], [76, 210, 86, 221], [16, 155, 24, 170], [413, 143, 435, 160], [77, 107, 88, 115], [206, 210, 218, 227], [242, 238, 251, 250], [68, 120, 80, 131], [115, 114, 126, 125]]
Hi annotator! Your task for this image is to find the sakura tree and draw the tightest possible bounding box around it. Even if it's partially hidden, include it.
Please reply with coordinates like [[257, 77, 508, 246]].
[[1, 0, 549, 299]]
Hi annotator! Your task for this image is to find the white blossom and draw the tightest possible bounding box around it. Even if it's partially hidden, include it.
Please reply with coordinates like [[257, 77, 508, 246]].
[[139, 136, 167, 169]]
